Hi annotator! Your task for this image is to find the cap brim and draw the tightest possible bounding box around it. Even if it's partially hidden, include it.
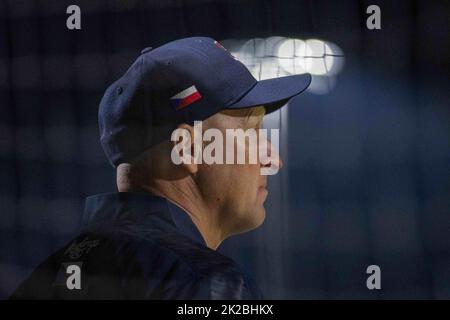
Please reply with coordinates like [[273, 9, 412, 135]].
[[227, 73, 312, 113]]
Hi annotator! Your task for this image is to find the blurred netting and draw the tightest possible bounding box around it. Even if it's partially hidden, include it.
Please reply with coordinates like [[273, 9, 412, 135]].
[[1, 0, 449, 299]]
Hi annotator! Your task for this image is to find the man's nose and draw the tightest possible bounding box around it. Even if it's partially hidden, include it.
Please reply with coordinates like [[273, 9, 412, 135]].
[[260, 138, 284, 171]]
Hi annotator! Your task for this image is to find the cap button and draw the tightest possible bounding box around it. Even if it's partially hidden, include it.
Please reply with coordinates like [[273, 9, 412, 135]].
[[141, 47, 153, 54]]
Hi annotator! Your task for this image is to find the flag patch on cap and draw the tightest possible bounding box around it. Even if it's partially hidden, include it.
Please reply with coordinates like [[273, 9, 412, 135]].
[[170, 85, 202, 110]]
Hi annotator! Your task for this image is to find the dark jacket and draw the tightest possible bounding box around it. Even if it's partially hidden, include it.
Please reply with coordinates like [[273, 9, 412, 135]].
[[10, 192, 263, 299]]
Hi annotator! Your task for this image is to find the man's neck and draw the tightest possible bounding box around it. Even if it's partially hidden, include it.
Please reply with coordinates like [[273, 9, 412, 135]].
[[118, 177, 226, 250]]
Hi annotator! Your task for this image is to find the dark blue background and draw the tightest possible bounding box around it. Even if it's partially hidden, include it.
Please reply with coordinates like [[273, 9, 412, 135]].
[[0, 0, 449, 299]]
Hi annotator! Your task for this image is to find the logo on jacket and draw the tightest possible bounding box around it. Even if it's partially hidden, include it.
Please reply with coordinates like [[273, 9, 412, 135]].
[[64, 236, 100, 259]]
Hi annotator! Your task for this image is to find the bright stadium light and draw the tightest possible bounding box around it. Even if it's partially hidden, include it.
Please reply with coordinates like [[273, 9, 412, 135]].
[[277, 38, 311, 74], [221, 37, 345, 95]]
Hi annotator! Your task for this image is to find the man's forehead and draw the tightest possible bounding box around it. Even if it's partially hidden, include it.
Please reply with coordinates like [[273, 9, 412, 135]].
[[220, 106, 265, 119], [204, 106, 265, 130]]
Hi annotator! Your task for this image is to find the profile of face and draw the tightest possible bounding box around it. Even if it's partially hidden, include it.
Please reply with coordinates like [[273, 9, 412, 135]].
[[194, 106, 282, 237]]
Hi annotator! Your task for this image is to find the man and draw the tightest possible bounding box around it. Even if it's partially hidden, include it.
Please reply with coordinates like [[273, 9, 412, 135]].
[[11, 37, 311, 299]]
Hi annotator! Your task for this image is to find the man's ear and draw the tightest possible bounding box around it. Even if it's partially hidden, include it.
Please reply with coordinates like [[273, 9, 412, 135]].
[[170, 123, 199, 175]]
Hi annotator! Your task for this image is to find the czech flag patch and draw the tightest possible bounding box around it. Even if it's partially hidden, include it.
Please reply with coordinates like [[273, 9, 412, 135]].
[[170, 85, 202, 110]]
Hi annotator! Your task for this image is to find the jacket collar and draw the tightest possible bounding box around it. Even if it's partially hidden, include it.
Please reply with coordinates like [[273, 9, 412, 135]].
[[82, 192, 207, 247]]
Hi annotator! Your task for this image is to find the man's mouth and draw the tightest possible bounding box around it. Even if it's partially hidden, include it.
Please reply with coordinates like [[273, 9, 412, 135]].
[[259, 181, 267, 190], [258, 184, 268, 201]]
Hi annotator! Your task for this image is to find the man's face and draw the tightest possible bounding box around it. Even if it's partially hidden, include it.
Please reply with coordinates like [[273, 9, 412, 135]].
[[195, 106, 282, 236]]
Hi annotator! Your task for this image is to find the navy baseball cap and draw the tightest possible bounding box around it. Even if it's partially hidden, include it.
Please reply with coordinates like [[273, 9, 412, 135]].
[[99, 37, 311, 167]]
